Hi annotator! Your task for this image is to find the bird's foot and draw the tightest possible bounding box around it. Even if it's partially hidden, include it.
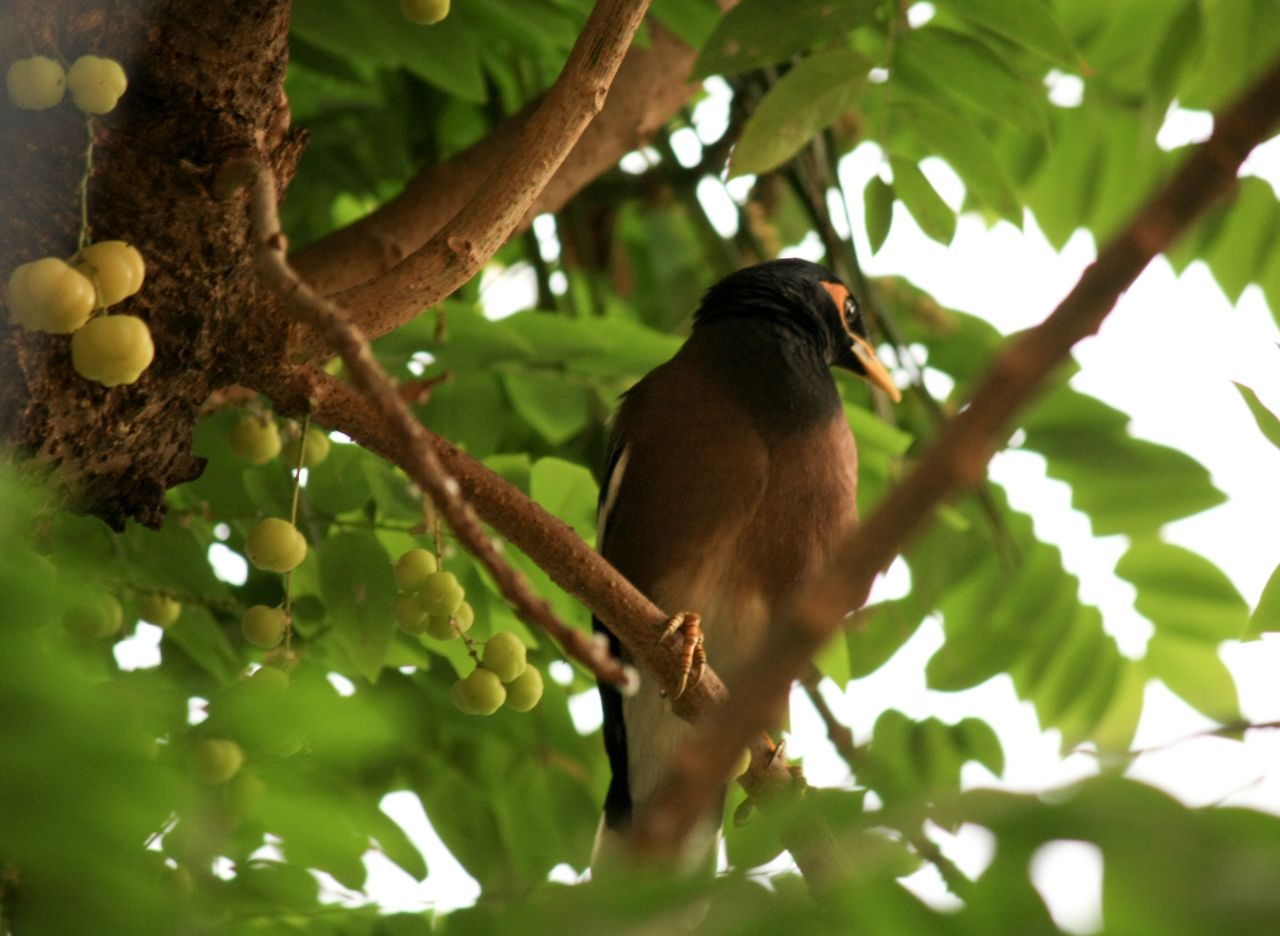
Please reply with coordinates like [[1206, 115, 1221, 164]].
[[658, 611, 706, 699]]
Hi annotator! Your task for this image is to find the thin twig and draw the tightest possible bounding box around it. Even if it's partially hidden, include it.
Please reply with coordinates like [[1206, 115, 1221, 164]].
[[77, 116, 95, 250], [799, 676, 975, 900], [236, 159, 633, 691], [800, 673, 856, 768], [633, 55, 1280, 856]]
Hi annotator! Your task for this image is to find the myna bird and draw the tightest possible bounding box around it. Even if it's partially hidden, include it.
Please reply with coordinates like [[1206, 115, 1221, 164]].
[[592, 258, 901, 869]]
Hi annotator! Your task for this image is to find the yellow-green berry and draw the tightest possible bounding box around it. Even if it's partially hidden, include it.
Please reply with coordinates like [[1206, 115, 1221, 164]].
[[229, 416, 281, 465], [71, 314, 154, 386], [505, 666, 544, 712], [400, 0, 450, 25], [6, 56, 65, 110], [72, 240, 145, 307], [393, 593, 429, 635], [191, 738, 244, 785], [7, 257, 96, 334], [138, 592, 181, 628], [394, 548, 438, 591], [426, 600, 473, 641], [64, 593, 124, 639], [483, 631, 527, 683], [452, 668, 505, 715], [282, 427, 330, 468], [242, 605, 287, 648], [418, 570, 464, 617], [66, 55, 127, 115], [245, 518, 307, 573]]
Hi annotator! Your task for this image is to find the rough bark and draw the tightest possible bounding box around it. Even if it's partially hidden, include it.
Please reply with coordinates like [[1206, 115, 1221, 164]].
[[0, 1, 712, 528], [0, 0, 303, 528]]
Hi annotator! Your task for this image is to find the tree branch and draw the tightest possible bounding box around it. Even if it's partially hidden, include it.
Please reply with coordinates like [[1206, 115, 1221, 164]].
[[288, 0, 654, 358], [235, 158, 632, 690], [632, 55, 1280, 856], [288, 363, 738, 709], [289, 20, 707, 301]]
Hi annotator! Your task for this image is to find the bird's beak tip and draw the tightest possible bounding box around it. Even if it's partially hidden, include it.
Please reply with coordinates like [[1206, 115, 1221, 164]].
[[850, 336, 902, 403]]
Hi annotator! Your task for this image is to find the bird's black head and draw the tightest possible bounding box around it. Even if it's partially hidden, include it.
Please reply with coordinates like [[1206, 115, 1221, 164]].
[[693, 259, 900, 401]]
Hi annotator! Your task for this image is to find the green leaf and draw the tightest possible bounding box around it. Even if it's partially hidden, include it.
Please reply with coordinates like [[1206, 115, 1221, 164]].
[[843, 401, 913, 457], [420, 372, 508, 458], [894, 26, 1048, 135], [862, 710, 1002, 804], [1149, 0, 1202, 102], [694, 0, 876, 77], [1116, 541, 1249, 642], [461, 0, 582, 55], [306, 442, 374, 516], [1234, 381, 1280, 450], [489, 758, 599, 882], [163, 606, 242, 686], [729, 50, 870, 177], [1041, 438, 1225, 536], [1248, 561, 1280, 636], [549, 317, 683, 378], [501, 369, 592, 445], [233, 860, 322, 913], [892, 93, 1022, 223], [1089, 661, 1147, 754], [1027, 606, 1114, 734], [888, 156, 956, 245], [418, 759, 508, 888], [1023, 387, 1225, 535], [119, 518, 222, 597], [863, 175, 894, 254], [530, 457, 599, 541], [951, 717, 1005, 776], [844, 601, 926, 680], [368, 807, 428, 881], [1146, 633, 1240, 722], [1174, 0, 1280, 112], [932, 0, 1079, 68], [291, 0, 485, 101], [317, 532, 397, 682], [1022, 106, 1105, 249], [1202, 179, 1280, 303], [384, 302, 535, 369], [650, 0, 721, 48], [266, 780, 371, 890], [815, 628, 851, 686], [929, 543, 1072, 691]]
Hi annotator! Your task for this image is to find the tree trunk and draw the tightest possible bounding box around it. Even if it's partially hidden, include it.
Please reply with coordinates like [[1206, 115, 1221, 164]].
[[0, 0, 303, 528]]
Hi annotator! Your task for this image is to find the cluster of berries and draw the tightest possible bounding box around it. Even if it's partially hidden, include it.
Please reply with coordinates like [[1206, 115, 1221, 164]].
[[6, 54, 154, 387], [392, 548, 543, 715]]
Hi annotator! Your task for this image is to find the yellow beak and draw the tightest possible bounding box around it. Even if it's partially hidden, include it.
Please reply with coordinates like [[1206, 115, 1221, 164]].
[[850, 333, 902, 403]]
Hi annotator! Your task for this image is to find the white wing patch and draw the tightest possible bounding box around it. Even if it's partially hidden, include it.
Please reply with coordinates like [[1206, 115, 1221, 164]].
[[596, 443, 630, 547]]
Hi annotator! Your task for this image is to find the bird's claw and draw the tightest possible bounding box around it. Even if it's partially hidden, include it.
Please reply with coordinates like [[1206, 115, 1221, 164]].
[[658, 611, 706, 699]]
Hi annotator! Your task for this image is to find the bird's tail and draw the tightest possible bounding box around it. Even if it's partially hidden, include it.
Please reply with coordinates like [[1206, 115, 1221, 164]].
[[589, 788, 726, 879]]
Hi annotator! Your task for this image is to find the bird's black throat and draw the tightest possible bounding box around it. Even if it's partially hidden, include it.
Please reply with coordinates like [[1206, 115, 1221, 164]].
[[688, 315, 843, 439]]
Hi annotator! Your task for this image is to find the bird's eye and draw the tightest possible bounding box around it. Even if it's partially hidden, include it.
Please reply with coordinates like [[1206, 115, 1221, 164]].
[[844, 297, 861, 329]]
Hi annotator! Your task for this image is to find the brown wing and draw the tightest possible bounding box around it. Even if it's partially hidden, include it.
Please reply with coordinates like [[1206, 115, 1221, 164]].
[[600, 351, 771, 608]]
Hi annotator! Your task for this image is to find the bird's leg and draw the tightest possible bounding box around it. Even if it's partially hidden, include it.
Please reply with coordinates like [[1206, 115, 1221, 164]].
[[658, 611, 706, 699]]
